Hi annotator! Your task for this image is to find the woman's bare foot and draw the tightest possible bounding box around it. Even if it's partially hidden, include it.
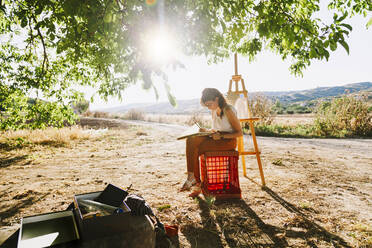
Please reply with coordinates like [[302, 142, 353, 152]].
[[180, 177, 196, 191], [188, 183, 201, 197]]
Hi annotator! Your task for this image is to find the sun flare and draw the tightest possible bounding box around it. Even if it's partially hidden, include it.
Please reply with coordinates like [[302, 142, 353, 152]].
[[144, 29, 176, 64]]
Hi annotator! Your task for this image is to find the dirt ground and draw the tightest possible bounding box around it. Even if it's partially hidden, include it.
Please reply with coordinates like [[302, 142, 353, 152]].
[[0, 118, 371, 247]]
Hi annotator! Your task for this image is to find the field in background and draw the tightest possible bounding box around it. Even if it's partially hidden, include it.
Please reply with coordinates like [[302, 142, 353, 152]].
[[84, 93, 372, 138], [142, 113, 316, 128], [83, 111, 315, 128], [271, 114, 315, 126]]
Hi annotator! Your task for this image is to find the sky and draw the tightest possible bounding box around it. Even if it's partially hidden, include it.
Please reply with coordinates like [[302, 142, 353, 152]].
[[90, 13, 372, 110]]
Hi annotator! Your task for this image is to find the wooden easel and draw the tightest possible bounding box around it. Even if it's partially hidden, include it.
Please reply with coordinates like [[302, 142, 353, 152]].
[[227, 53, 266, 187]]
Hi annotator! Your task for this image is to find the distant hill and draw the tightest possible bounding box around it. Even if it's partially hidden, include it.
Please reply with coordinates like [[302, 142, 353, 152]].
[[101, 81, 372, 114], [264, 81, 372, 104], [103, 99, 207, 114]]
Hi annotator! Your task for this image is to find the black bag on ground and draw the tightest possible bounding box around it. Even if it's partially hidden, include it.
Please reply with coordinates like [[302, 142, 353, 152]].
[[124, 194, 168, 245], [124, 194, 154, 216]]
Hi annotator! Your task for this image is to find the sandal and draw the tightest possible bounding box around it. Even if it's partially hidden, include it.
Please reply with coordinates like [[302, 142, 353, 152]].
[[180, 178, 196, 191], [188, 183, 201, 198]]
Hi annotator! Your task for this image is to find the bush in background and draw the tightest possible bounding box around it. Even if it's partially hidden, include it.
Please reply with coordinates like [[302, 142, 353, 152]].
[[82, 111, 110, 118], [72, 99, 90, 114], [248, 93, 274, 125], [0, 91, 76, 131], [314, 94, 372, 137], [123, 109, 145, 120], [272, 100, 285, 114], [254, 124, 317, 138], [285, 103, 312, 114], [272, 100, 314, 114]]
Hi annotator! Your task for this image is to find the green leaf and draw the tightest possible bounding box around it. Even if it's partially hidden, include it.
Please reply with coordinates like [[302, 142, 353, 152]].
[[340, 23, 352, 31], [367, 17, 372, 29], [167, 92, 177, 107], [324, 49, 329, 60], [294, 25, 300, 33], [104, 12, 112, 23], [337, 11, 348, 23], [309, 48, 317, 58], [330, 40, 337, 51], [220, 20, 226, 32], [324, 40, 329, 48], [339, 40, 349, 54], [164, 82, 177, 107], [333, 13, 338, 21], [20, 18, 27, 28], [152, 85, 159, 100]]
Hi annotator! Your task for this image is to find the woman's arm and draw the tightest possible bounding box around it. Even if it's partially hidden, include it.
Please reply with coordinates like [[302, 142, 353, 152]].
[[199, 109, 216, 133], [212, 107, 243, 140]]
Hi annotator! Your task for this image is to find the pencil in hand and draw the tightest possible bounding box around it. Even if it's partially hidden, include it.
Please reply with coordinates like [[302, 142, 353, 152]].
[[194, 121, 202, 129]]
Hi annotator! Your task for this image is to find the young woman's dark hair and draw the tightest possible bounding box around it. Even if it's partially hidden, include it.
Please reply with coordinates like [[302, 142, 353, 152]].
[[201, 88, 228, 116]]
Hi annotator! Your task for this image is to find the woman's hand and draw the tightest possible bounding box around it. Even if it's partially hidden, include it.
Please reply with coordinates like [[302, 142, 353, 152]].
[[211, 131, 222, 140], [199, 127, 208, 132]]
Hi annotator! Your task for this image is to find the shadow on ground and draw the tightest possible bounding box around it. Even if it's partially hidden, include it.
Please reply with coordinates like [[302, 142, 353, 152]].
[[0, 155, 29, 168], [263, 186, 352, 248], [181, 187, 352, 248], [181, 197, 287, 248], [181, 197, 224, 248], [0, 192, 48, 225]]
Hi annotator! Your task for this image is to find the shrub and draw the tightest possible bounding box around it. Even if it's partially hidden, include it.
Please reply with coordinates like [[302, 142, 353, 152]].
[[314, 95, 372, 137], [248, 93, 274, 125], [272, 100, 285, 114], [72, 99, 90, 114], [254, 124, 317, 138], [82, 111, 110, 118], [93, 111, 110, 118], [124, 109, 145, 120]]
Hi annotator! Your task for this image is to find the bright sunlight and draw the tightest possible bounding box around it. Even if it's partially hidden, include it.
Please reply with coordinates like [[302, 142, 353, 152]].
[[144, 28, 176, 64]]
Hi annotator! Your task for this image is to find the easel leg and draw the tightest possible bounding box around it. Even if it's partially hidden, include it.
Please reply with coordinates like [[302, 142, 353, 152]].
[[249, 122, 266, 186], [238, 136, 247, 177]]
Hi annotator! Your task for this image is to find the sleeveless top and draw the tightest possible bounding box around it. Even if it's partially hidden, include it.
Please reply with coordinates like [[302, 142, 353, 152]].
[[211, 104, 237, 133]]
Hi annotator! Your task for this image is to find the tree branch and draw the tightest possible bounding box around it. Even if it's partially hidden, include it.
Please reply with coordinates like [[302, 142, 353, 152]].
[[31, 14, 49, 73], [26, 16, 35, 52]]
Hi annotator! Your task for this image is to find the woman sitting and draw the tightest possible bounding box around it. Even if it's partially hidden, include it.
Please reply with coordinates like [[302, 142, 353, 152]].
[[181, 88, 243, 197]]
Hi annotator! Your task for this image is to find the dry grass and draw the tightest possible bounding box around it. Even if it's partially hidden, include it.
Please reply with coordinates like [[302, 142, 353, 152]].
[[143, 113, 211, 127], [111, 108, 211, 127], [134, 112, 314, 130], [82, 110, 110, 118], [348, 223, 372, 247], [123, 109, 145, 120], [0, 126, 91, 149], [272, 114, 315, 126]]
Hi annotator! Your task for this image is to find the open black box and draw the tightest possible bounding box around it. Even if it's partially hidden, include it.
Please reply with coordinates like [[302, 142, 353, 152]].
[[17, 210, 80, 248]]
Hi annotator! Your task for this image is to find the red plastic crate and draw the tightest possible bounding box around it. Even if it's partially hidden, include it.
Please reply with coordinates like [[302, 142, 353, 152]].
[[200, 151, 241, 199]]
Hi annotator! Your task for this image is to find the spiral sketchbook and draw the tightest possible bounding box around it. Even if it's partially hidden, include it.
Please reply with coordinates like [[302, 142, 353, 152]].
[[177, 124, 212, 140]]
